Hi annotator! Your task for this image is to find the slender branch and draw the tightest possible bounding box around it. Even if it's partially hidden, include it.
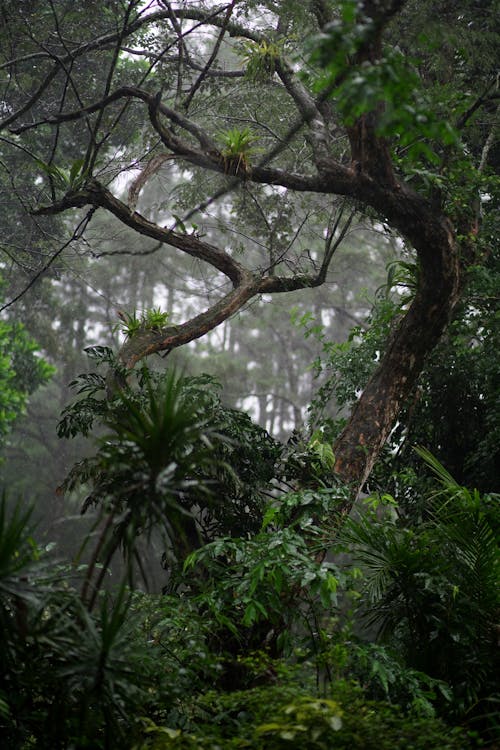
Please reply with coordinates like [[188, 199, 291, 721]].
[[0, 208, 96, 313], [309, 0, 334, 28], [174, 6, 261, 43], [457, 78, 499, 130], [85, 0, 138, 175], [0, 6, 231, 72], [1, 4, 234, 140], [0, 65, 59, 131], [183, 0, 237, 110], [127, 153, 175, 212], [10, 85, 219, 152], [479, 102, 499, 173], [118, 47, 244, 77], [92, 241, 163, 259], [317, 205, 356, 283], [262, 212, 310, 275], [163, 1, 188, 107]]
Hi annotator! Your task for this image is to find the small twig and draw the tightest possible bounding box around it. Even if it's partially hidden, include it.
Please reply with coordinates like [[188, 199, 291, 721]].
[[0, 207, 96, 313], [457, 78, 499, 130], [183, 0, 237, 111]]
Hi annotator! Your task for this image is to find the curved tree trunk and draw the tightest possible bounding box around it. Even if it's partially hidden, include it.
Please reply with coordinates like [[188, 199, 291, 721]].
[[17, 0, 478, 517], [333, 245, 460, 495]]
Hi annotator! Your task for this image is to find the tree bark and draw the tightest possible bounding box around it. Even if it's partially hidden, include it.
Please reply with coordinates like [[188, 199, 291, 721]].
[[333, 250, 460, 495]]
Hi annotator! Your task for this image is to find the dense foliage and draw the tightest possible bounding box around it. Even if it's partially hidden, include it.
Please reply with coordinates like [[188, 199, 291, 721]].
[[1, 365, 498, 748], [1, 1, 499, 748], [0, 298, 54, 448]]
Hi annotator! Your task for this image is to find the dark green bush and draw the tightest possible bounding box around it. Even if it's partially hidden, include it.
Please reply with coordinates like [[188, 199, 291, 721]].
[[132, 680, 472, 749], [2, 364, 496, 749]]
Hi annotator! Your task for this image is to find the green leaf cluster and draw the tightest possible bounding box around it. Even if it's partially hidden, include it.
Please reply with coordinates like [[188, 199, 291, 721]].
[[34, 157, 88, 191], [236, 39, 282, 81], [184, 525, 341, 636], [0, 316, 54, 446], [219, 127, 260, 174], [312, 31, 460, 166], [116, 308, 171, 339], [343, 450, 499, 719], [58, 358, 283, 591]]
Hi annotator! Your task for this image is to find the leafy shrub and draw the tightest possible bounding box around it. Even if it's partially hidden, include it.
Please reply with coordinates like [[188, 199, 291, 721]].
[[3, 355, 495, 749], [58, 356, 282, 597], [133, 680, 471, 750], [343, 451, 499, 723]]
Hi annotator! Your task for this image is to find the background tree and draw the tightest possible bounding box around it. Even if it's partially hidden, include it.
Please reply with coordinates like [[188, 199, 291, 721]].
[[0, 294, 53, 448]]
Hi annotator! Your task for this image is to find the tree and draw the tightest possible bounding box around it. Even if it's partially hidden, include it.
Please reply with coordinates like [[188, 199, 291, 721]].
[[0, 283, 54, 449], [1, 1, 497, 504]]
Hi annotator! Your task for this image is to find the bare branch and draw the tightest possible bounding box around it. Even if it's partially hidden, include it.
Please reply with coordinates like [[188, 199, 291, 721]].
[[127, 153, 176, 212], [163, 1, 189, 107], [10, 85, 219, 152], [118, 47, 244, 77], [84, 0, 139, 175], [0, 65, 59, 131], [0, 208, 96, 313], [318, 204, 356, 283], [456, 78, 499, 130], [479, 102, 499, 173], [0, 5, 231, 72], [174, 6, 262, 43], [183, 0, 237, 110], [1, 4, 235, 140]]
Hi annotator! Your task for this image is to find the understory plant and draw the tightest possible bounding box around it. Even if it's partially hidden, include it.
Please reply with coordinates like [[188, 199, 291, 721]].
[[1, 359, 495, 748], [342, 449, 499, 736], [0, 495, 173, 749]]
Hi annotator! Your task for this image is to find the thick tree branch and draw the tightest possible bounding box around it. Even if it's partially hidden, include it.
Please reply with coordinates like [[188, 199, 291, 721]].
[[274, 59, 333, 167], [115, 261, 344, 370], [117, 279, 261, 369], [30, 173, 354, 371], [10, 85, 219, 152], [22, 73, 456, 270], [33, 180, 249, 287]]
